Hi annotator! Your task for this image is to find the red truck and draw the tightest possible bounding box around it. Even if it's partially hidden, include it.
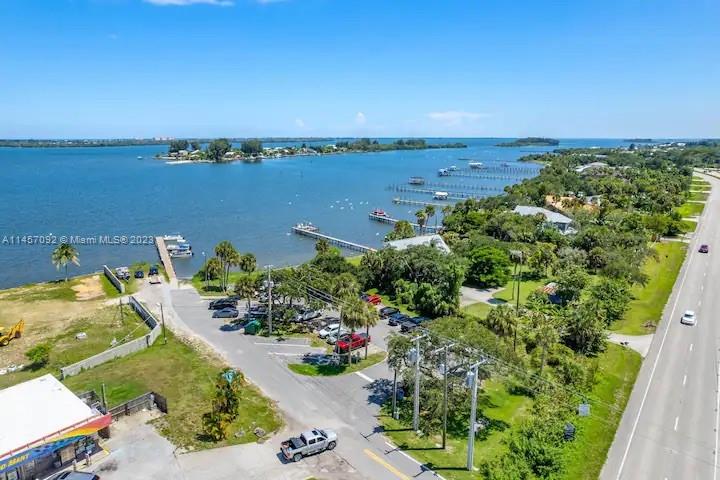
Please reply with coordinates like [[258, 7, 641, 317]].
[[335, 332, 370, 353]]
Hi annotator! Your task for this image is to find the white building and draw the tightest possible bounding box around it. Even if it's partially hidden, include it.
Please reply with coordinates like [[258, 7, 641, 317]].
[[385, 234, 451, 254], [513, 206, 574, 234]]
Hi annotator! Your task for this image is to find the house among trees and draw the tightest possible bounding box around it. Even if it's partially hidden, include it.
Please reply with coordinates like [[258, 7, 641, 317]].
[[385, 234, 451, 254], [513, 205, 574, 234], [574, 161, 609, 174]]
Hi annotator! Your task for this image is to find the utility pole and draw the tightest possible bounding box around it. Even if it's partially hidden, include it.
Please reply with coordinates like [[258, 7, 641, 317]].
[[466, 362, 481, 471], [202, 251, 207, 289], [431, 343, 454, 449], [158, 302, 167, 345], [515, 251, 523, 313], [408, 334, 426, 432], [266, 265, 273, 336], [392, 367, 399, 420]]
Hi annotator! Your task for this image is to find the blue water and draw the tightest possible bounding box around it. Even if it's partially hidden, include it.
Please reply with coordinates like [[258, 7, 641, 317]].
[[0, 138, 632, 288]]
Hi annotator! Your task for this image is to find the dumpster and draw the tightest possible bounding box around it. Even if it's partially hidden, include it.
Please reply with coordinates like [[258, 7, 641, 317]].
[[244, 320, 261, 335]]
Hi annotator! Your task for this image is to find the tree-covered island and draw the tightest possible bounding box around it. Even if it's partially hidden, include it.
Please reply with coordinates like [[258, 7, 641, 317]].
[[496, 137, 560, 147]]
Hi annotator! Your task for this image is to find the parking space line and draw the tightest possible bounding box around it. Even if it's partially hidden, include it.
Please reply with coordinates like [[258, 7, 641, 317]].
[[364, 448, 411, 480], [253, 342, 309, 347], [355, 371, 373, 382], [268, 352, 306, 356]]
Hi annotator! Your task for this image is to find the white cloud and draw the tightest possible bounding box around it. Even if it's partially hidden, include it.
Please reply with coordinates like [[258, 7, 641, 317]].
[[426, 110, 489, 126], [295, 118, 305, 128], [143, 0, 233, 6], [355, 112, 367, 125]]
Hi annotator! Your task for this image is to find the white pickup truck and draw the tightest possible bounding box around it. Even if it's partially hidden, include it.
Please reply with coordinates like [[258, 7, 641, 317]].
[[281, 428, 337, 462]]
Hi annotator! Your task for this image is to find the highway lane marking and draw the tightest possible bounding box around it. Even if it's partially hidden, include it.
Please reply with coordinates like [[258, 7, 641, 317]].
[[698, 300, 702, 307], [714, 360, 720, 480], [674, 416, 679, 431], [683, 374, 687, 386], [364, 448, 411, 480], [615, 226, 699, 479], [690, 343, 694, 352], [355, 371, 373, 382]]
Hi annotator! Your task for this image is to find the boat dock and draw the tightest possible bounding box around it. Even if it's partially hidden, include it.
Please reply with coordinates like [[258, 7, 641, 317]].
[[387, 185, 484, 200], [292, 225, 376, 253], [368, 212, 441, 233], [154, 236, 178, 285], [398, 182, 502, 192], [392, 197, 446, 207]]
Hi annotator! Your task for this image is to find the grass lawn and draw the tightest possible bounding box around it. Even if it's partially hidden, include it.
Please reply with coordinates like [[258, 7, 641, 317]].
[[610, 241, 687, 334], [492, 278, 546, 305], [63, 332, 283, 450], [288, 352, 386, 376], [676, 201, 705, 218], [689, 191, 709, 201], [379, 380, 532, 478], [561, 344, 642, 480], [462, 302, 493, 320], [680, 219, 698, 233], [191, 271, 263, 296], [366, 289, 415, 315], [0, 304, 148, 389], [691, 178, 710, 187]]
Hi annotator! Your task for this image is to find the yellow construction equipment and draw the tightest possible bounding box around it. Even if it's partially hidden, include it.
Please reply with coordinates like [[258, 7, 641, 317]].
[[0, 319, 25, 346]]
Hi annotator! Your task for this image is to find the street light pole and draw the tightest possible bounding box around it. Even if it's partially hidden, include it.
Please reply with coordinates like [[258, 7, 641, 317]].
[[266, 265, 273, 336], [392, 366, 399, 420], [466, 362, 480, 471], [431, 343, 455, 450], [157, 302, 167, 345], [410, 334, 426, 432], [202, 251, 207, 289]]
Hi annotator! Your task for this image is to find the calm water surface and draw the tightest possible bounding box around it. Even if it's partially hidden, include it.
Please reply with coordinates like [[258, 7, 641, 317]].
[[0, 138, 631, 288]]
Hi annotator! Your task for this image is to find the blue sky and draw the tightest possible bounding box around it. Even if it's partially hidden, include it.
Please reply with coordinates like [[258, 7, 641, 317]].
[[1, 0, 718, 138]]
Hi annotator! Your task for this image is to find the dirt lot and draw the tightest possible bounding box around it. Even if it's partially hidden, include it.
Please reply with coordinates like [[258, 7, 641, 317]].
[[0, 275, 123, 367]]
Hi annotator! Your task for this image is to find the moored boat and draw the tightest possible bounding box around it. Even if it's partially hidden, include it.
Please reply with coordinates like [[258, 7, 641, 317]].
[[371, 209, 390, 218], [408, 176, 426, 185], [433, 191, 449, 200], [468, 162, 484, 169]]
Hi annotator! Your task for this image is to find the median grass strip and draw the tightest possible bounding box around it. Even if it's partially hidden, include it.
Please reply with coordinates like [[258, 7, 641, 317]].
[[63, 331, 283, 449], [288, 352, 386, 376], [379, 380, 532, 479], [561, 344, 642, 480], [689, 191, 709, 201], [676, 201, 705, 218], [679, 219, 698, 233], [610, 241, 687, 334]]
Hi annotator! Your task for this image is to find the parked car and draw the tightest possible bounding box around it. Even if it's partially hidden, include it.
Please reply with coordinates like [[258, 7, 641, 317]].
[[366, 294, 382, 305], [134, 269, 145, 279], [281, 428, 337, 462], [209, 298, 238, 310], [336, 332, 370, 353], [50, 472, 100, 480], [213, 307, 239, 319], [379, 307, 399, 318], [295, 308, 322, 322], [400, 316, 429, 333], [681, 310, 697, 326], [148, 265, 160, 276], [699, 244, 710, 253], [115, 267, 130, 280], [388, 312, 410, 326], [318, 323, 348, 339]]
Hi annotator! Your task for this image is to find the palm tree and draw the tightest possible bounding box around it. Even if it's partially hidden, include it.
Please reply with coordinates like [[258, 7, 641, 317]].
[[340, 297, 376, 361], [315, 238, 330, 255], [530, 312, 561, 375], [424, 205, 436, 229], [332, 273, 360, 361], [485, 304, 518, 350], [214, 241, 237, 292], [234, 276, 256, 311], [415, 210, 427, 235], [442, 204, 453, 217], [238, 253, 256, 273], [51, 243, 79, 281]]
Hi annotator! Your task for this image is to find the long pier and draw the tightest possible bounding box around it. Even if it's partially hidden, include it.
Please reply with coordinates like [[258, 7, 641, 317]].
[[368, 213, 441, 233], [292, 225, 376, 253], [154, 236, 177, 285], [393, 197, 446, 207], [387, 185, 483, 200], [404, 182, 502, 192]]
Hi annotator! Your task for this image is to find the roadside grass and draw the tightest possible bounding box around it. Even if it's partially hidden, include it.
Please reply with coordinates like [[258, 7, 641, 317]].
[[0, 304, 147, 389], [688, 191, 709, 201], [561, 344, 642, 480], [0, 279, 79, 303], [192, 271, 262, 296], [462, 302, 493, 320], [610, 241, 687, 334], [63, 331, 283, 449], [676, 201, 705, 218], [691, 177, 710, 186], [288, 352, 386, 376], [679, 219, 698, 233], [379, 380, 532, 478]]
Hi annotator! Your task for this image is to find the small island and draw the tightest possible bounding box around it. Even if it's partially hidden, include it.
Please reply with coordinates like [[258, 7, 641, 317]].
[[159, 138, 467, 163], [623, 138, 653, 143], [496, 137, 560, 147]]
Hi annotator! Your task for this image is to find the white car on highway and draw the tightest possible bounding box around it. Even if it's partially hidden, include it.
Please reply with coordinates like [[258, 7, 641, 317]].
[[318, 323, 347, 339], [681, 310, 696, 326]]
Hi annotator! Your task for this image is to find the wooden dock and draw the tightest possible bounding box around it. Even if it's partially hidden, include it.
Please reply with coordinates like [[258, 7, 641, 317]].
[[292, 225, 376, 253], [387, 185, 482, 200], [392, 197, 446, 207], [368, 213, 441, 233], [154, 236, 177, 284]]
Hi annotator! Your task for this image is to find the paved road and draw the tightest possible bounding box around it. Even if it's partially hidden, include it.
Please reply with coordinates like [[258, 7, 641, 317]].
[[139, 284, 444, 480], [602, 172, 720, 480]]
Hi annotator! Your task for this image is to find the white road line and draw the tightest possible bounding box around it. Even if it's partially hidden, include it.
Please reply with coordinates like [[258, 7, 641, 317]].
[[267, 352, 306, 356], [701, 284, 704, 291], [355, 371, 373, 382], [674, 416, 679, 431], [253, 342, 309, 347], [615, 235, 697, 479], [714, 360, 720, 480], [683, 374, 687, 386], [698, 300, 702, 307], [690, 343, 694, 352]]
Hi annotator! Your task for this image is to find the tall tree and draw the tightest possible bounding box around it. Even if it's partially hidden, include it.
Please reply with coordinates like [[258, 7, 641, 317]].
[[51, 243, 79, 281], [207, 138, 231, 161], [315, 238, 330, 255], [385, 220, 415, 241], [424, 205, 436, 228], [415, 210, 427, 235], [234, 276, 256, 312], [214, 240, 239, 292], [238, 253, 256, 273]]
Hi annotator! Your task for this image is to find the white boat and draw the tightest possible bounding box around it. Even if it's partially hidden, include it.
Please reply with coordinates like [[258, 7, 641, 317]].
[[168, 244, 193, 258], [295, 222, 319, 232], [438, 168, 450, 176], [448, 165, 458, 171], [433, 191, 449, 200], [163, 234, 186, 243], [137, 156, 143, 159], [469, 162, 484, 169]]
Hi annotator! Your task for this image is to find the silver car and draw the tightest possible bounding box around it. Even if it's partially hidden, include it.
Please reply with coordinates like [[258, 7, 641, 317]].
[[681, 310, 696, 326]]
